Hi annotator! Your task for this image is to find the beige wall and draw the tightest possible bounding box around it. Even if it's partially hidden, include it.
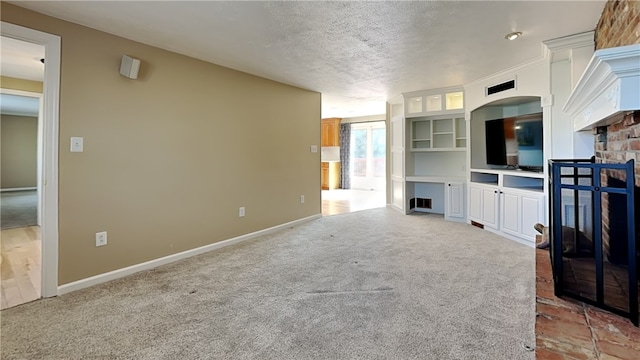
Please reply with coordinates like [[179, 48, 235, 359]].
[[1, 3, 321, 285], [0, 76, 43, 93], [1, 114, 38, 188]]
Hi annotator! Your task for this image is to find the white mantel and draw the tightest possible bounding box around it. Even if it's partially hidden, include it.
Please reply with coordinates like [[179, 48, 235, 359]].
[[564, 44, 640, 131]]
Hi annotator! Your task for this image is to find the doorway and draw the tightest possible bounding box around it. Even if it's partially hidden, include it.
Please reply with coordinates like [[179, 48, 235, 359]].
[[321, 120, 387, 216], [1, 22, 61, 305], [0, 88, 43, 309], [350, 121, 386, 191]]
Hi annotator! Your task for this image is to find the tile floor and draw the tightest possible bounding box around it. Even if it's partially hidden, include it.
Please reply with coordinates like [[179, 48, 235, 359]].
[[536, 247, 640, 359]]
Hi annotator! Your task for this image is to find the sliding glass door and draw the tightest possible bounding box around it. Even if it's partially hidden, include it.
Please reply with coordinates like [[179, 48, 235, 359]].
[[350, 121, 386, 191]]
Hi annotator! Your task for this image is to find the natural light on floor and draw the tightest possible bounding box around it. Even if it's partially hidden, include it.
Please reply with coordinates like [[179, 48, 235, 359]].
[[321, 189, 386, 216]]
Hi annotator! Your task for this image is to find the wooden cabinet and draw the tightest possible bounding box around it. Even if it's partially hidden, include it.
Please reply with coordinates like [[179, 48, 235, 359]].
[[321, 162, 330, 189], [321, 162, 341, 190], [321, 118, 341, 147]]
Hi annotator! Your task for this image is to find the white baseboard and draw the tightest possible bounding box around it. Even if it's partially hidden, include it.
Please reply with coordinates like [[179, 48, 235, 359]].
[[1, 187, 37, 192], [58, 213, 322, 295], [483, 226, 536, 248]]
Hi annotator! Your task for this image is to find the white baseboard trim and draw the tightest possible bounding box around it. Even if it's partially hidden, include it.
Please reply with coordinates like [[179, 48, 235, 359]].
[[483, 226, 536, 248], [58, 213, 322, 295], [1, 187, 37, 192]]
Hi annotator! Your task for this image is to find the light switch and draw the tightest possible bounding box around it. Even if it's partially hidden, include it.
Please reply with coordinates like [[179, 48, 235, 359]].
[[70, 137, 84, 152], [310, 145, 318, 153]]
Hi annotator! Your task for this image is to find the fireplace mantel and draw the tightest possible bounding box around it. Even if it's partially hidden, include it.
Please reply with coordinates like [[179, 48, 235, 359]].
[[564, 44, 640, 131]]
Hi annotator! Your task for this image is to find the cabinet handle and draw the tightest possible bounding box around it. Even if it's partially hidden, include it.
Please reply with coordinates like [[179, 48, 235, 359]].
[[494, 190, 498, 193]]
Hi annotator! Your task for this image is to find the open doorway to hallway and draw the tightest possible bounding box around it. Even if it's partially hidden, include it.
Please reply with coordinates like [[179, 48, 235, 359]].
[[322, 119, 386, 216], [0, 35, 44, 309]]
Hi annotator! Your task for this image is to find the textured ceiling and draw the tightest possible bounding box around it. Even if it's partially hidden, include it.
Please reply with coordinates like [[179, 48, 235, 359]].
[[6, 1, 606, 117]]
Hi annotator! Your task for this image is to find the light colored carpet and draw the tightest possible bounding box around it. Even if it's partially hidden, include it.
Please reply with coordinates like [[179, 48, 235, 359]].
[[0, 208, 535, 360], [1, 190, 37, 230]]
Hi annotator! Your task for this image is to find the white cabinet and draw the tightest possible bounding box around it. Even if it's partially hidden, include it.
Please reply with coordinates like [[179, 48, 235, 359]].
[[468, 170, 545, 245], [468, 184, 499, 229], [404, 88, 464, 118], [445, 182, 465, 222], [500, 189, 545, 240]]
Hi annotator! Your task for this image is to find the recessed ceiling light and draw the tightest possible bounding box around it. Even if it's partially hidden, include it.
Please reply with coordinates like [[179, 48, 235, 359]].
[[505, 31, 522, 41]]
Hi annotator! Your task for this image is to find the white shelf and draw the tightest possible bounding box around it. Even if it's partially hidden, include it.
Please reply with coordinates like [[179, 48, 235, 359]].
[[410, 116, 466, 151], [470, 169, 544, 192]]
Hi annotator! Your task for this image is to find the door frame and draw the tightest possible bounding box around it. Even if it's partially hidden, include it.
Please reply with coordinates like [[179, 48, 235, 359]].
[[2, 22, 61, 298]]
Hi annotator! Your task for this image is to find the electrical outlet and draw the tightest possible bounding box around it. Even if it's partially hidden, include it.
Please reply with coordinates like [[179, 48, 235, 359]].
[[300, 195, 305, 204], [95, 231, 107, 247], [239, 207, 245, 217]]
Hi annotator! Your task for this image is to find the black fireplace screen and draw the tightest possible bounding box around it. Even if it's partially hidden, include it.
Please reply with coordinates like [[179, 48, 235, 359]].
[[549, 158, 638, 326]]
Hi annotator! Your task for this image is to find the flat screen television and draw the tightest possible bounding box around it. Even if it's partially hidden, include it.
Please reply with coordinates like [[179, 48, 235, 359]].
[[485, 113, 543, 172]]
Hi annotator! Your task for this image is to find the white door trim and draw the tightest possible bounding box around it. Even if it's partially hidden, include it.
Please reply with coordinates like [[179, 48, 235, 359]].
[[2, 22, 61, 298]]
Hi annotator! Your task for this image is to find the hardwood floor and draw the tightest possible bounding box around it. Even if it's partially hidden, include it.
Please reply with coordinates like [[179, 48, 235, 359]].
[[321, 189, 386, 216], [1, 226, 41, 310]]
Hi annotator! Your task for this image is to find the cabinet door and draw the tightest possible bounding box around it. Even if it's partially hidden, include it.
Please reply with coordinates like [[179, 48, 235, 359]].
[[321, 118, 340, 147], [500, 189, 544, 242], [468, 185, 483, 222], [445, 182, 465, 221], [520, 193, 545, 240], [501, 191, 521, 237], [321, 162, 329, 190], [329, 162, 341, 190], [481, 187, 500, 229]]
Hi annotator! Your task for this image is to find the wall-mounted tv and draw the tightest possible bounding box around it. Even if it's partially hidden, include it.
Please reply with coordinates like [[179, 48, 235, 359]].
[[485, 113, 543, 172]]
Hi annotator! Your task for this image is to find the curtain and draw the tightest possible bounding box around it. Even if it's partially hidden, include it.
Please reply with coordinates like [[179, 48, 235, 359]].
[[339, 123, 351, 189]]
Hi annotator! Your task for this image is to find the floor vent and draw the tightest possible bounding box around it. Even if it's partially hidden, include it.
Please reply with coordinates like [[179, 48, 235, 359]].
[[471, 221, 484, 229], [486, 79, 516, 95]]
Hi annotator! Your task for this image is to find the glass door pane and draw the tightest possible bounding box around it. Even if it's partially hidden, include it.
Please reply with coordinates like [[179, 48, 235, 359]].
[[351, 122, 386, 191], [351, 129, 367, 177], [373, 128, 386, 178]]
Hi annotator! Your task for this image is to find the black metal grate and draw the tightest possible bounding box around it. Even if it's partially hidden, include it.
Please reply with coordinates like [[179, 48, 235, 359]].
[[486, 79, 515, 95], [549, 158, 638, 326]]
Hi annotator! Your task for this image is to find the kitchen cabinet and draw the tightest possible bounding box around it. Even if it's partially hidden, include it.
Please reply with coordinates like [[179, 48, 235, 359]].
[[321, 118, 341, 147], [321, 162, 340, 190]]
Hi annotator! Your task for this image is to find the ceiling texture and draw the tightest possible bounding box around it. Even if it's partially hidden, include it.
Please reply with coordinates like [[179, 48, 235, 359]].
[[5, 1, 607, 118]]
